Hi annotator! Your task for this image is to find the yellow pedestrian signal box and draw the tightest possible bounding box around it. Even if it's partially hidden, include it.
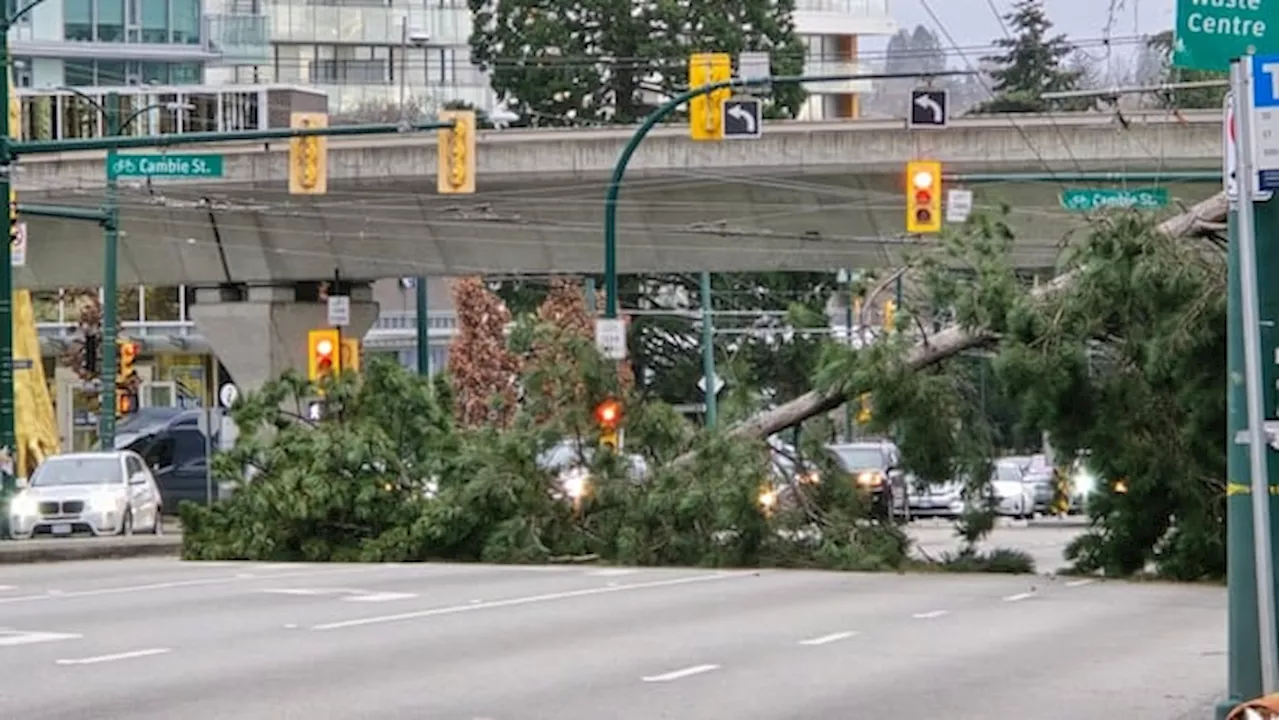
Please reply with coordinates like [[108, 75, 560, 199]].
[[341, 338, 361, 373], [905, 160, 942, 234], [289, 112, 328, 196], [437, 109, 477, 195], [688, 53, 732, 141], [308, 328, 341, 382]]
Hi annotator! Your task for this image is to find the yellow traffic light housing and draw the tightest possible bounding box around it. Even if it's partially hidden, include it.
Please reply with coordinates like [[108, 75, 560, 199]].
[[117, 339, 138, 383], [595, 398, 622, 450], [437, 109, 477, 195], [688, 53, 732, 141], [905, 160, 942, 234], [116, 388, 138, 417], [882, 299, 896, 331], [856, 393, 872, 424], [288, 112, 328, 195], [307, 328, 342, 382]]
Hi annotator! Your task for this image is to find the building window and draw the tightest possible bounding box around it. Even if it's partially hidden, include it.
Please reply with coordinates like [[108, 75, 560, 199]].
[[171, 0, 200, 44], [141, 0, 169, 43], [308, 45, 392, 85], [96, 0, 124, 42], [64, 0, 93, 40], [5, 0, 31, 24], [63, 60, 202, 86]]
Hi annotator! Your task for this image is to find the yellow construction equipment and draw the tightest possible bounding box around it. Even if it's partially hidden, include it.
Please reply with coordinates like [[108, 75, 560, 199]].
[[8, 57, 58, 477]]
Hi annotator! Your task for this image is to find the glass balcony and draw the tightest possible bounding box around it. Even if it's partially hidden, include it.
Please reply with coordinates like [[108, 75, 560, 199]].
[[204, 13, 272, 63], [267, 2, 470, 46], [793, 0, 890, 16], [802, 59, 874, 94], [16, 84, 328, 141], [321, 83, 495, 115]]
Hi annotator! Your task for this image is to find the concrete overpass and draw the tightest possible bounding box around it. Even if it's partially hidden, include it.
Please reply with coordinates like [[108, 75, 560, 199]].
[[13, 109, 1220, 390], [15, 109, 1220, 289]]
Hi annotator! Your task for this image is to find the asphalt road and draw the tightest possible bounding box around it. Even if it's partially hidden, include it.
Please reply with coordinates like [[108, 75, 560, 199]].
[[909, 517, 1085, 573], [0, 558, 1225, 719]]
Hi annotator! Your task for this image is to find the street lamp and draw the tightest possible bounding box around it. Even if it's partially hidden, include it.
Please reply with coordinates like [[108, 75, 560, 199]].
[[54, 86, 193, 448]]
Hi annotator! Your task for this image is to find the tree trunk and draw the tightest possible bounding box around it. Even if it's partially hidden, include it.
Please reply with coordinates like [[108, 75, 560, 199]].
[[678, 192, 1230, 459]]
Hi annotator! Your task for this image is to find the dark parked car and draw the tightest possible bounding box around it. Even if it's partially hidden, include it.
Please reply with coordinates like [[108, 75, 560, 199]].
[[826, 440, 907, 520], [111, 408, 237, 509]]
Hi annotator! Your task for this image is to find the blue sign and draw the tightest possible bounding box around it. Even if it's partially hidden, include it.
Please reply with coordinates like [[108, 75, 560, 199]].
[[1251, 54, 1279, 108]]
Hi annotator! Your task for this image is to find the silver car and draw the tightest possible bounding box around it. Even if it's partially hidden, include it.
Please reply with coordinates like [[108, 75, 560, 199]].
[[7, 451, 164, 539]]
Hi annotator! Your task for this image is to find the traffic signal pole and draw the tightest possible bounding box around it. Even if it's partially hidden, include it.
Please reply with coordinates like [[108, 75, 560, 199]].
[[601, 69, 974, 319]]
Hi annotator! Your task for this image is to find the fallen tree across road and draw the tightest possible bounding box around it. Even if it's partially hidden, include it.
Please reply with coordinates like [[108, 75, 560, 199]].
[[679, 191, 1230, 454]]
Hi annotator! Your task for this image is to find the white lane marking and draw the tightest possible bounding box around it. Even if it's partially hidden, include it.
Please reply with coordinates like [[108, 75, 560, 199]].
[[912, 610, 948, 620], [1064, 578, 1095, 588], [55, 648, 170, 665], [0, 565, 395, 606], [1003, 592, 1035, 602], [798, 631, 859, 646], [0, 630, 83, 647], [313, 572, 742, 631], [642, 664, 720, 683], [0, 585, 14, 591], [261, 588, 417, 603], [343, 592, 417, 603], [587, 569, 636, 577]]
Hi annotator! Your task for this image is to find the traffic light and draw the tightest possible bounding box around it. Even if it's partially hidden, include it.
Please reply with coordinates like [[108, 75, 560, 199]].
[[595, 398, 622, 450], [288, 112, 328, 195], [81, 330, 101, 379], [882, 299, 896, 331], [905, 160, 942, 234], [116, 388, 138, 417], [340, 338, 361, 374], [437, 109, 476, 195], [117, 339, 138, 384], [856, 393, 872, 424], [307, 328, 341, 382], [688, 52, 732, 141]]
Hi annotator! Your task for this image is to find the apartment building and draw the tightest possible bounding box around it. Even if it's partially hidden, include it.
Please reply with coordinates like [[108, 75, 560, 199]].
[[210, 0, 493, 114], [793, 0, 894, 120]]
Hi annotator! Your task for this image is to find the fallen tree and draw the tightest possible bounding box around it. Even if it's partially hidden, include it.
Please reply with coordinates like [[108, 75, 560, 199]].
[[691, 192, 1230, 451]]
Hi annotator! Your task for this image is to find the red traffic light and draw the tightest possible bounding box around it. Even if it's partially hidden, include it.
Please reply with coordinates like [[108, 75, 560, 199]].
[[914, 189, 932, 204], [595, 399, 621, 428]]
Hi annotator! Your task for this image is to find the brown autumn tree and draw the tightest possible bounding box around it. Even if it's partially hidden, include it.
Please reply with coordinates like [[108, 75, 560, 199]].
[[447, 277, 521, 427], [526, 278, 634, 425]]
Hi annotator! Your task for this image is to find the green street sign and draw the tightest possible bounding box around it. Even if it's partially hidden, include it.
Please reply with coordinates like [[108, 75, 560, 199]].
[[1059, 187, 1170, 212], [107, 153, 224, 180], [1173, 0, 1278, 72]]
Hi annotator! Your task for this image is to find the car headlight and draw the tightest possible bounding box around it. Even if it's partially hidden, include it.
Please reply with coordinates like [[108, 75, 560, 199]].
[[559, 468, 590, 500], [758, 488, 778, 511], [855, 471, 883, 488], [9, 492, 35, 517], [88, 492, 119, 512]]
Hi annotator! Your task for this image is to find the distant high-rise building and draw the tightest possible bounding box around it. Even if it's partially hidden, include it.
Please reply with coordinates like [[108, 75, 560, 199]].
[[793, 0, 895, 120]]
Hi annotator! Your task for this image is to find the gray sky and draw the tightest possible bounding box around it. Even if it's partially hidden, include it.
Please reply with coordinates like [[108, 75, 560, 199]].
[[867, 0, 1175, 59]]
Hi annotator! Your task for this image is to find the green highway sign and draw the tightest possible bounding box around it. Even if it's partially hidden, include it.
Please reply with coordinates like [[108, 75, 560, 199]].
[[107, 153, 224, 180], [1173, 0, 1278, 72], [1059, 187, 1170, 212]]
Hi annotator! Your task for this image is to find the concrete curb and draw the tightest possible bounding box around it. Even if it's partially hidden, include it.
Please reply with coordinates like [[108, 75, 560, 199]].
[[0, 536, 182, 564]]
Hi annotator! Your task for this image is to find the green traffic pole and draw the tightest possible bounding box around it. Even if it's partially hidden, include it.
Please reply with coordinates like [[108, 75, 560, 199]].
[[98, 93, 120, 448], [601, 69, 975, 319], [415, 277, 429, 377], [843, 274, 854, 441], [699, 271, 717, 429], [0, 17, 17, 490], [1216, 197, 1280, 720]]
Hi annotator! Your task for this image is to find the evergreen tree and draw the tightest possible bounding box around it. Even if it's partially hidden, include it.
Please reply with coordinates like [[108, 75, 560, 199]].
[[1143, 31, 1228, 110], [468, 0, 807, 126], [975, 0, 1084, 113]]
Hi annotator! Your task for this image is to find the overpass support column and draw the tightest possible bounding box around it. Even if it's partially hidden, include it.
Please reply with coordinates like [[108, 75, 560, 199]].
[[190, 285, 379, 391]]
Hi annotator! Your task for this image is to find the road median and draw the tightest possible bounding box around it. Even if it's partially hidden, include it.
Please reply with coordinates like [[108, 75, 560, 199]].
[[0, 534, 182, 564]]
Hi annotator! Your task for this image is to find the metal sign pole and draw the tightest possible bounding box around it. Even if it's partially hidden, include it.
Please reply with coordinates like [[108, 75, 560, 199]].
[[1230, 56, 1279, 696]]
